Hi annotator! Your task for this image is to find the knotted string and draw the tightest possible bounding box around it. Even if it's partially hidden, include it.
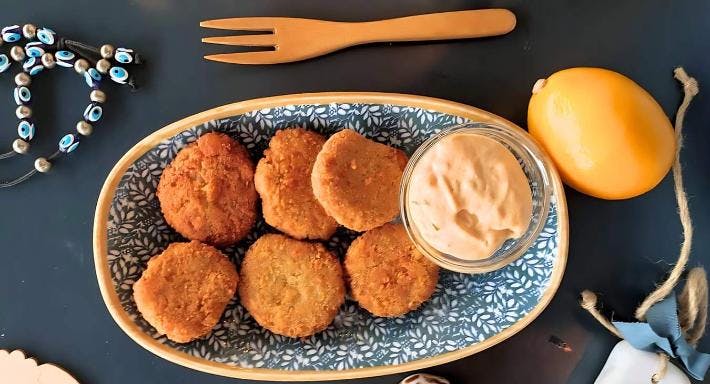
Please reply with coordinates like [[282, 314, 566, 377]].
[[580, 67, 704, 383]]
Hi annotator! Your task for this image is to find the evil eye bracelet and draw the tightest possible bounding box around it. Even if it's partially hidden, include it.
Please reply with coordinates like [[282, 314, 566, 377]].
[[0, 23, 141, 188]]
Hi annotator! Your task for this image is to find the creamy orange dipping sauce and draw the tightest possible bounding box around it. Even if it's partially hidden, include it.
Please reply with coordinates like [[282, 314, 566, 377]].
[[408, 133, 533, 261]]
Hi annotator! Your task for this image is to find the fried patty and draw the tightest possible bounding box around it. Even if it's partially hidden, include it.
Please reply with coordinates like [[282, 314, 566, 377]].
[[344, 223, 439, 317], [133, 241, 239, 343], [157, 132, 257, 246], [311, 129, 408, 231], [239, 234, 345, 337], [255, 128, 338, 240]]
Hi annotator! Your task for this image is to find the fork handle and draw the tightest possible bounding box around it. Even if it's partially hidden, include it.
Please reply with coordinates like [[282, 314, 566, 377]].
[[351, 9, 516, 43]]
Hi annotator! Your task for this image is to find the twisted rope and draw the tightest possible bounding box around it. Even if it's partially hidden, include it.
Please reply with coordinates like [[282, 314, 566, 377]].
[[635, 67, 700, 321], [580, 67, 704, 383]]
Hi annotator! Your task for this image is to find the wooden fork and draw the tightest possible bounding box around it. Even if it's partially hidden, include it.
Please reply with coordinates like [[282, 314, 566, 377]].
[[201, 9, 516, 65]]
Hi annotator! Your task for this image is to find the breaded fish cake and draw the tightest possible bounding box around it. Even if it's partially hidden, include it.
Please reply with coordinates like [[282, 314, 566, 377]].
[[344, 223, 439, 317], [239, 234, 345, 338], [255, 128, 338, 240], [311, 129, 408, 231], [133, 241, 239, 343], [157, 132, 257, 247]]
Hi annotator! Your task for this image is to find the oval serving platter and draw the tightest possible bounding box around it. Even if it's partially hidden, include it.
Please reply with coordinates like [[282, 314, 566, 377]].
[[94, 92, 568, 381]]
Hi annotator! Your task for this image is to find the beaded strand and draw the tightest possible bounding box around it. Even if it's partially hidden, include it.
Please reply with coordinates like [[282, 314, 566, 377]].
[[0, 24, 140, 187]]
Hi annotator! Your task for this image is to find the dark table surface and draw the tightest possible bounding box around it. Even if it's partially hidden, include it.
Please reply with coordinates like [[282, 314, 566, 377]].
[[1, 0, 709, 383]]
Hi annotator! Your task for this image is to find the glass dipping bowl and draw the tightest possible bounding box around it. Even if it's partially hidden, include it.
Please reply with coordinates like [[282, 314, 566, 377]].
[[400, 122, 553, 274]]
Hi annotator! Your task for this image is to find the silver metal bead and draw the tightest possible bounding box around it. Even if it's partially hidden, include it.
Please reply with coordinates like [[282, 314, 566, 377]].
[[96, 58, 111, 74], [10, 46, 25, 62], [41, 52, 55, 69], [15, 72, 31, 86], [76, 121, 93, 136], [16, 105, 32, 119], [22, 24, 36, 39], [12, 139, 29, 154], [34, 157, 51, 173], [90, 90, 106, 103], [74, 58, 89, 74], [100, 44, 115, 59]]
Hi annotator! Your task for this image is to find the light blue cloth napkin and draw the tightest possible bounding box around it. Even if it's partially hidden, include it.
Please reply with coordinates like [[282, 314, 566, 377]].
[[613, 293, 710, 380]]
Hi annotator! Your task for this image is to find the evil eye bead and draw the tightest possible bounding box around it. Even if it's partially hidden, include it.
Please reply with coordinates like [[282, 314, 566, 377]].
[[114, 48, 134, 64], [109, 66, 129, 84], [36, 27, 56, 45], [58, 133, 80, 153], [22, 24, 36, 39], [0, 54, 11, 73], [2, 25, 22, 43], [55, 50, 76, 68], [23, 57, 43, 76], [24, 41, 45, 58], [22, 57, 36, 71], [41, 52, 55, 68], [84, 68, 102, 87], [83, 102, 103, 122], [17, 119, 35, 141], [14, 86, 31, 105], [29, 65, 43, 76]]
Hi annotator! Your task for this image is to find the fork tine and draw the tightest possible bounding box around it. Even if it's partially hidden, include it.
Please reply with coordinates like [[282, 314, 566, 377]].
[[200, 18, 276, 31], [202, 34, 275, 47], [204, 51, 281, 65]]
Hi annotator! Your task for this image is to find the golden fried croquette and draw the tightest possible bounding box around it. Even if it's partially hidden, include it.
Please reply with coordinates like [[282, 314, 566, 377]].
[[311, 129, 408, 231], [133, 241, 239, 343], [255, 128, 338, 240], [157, 132, 257, 247], [239, 234, 345, 338], [344, 223, 439, 317]]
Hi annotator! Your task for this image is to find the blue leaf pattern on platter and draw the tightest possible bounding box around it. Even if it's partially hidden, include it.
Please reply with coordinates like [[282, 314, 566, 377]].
[[106, 102, 561, 371]]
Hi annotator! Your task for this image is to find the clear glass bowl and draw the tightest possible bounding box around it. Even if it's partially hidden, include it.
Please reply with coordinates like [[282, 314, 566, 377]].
[[400, 122, 553, 274]]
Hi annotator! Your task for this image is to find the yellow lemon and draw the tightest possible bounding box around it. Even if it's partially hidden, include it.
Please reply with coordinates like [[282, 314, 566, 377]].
[[527, 67, 675, 200]]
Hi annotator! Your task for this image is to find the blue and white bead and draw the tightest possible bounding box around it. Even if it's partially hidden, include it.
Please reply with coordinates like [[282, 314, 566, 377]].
[[84, 67, 102, 87], [13, 86, 31, 105], [0, 54, 11, 73], [22, 57, 35, 71], [2, 25, 22, 43], [54, 50, 76, 68], [58, 133, 80, 153], [114, 48, 135, 64], [23, 57, 44, 76], [17, 119, 35, 141], [109, 66, 129, 85], [24, 41, 45, 58], [36, 27, 56, 46], [83, 102, 103, 122]]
